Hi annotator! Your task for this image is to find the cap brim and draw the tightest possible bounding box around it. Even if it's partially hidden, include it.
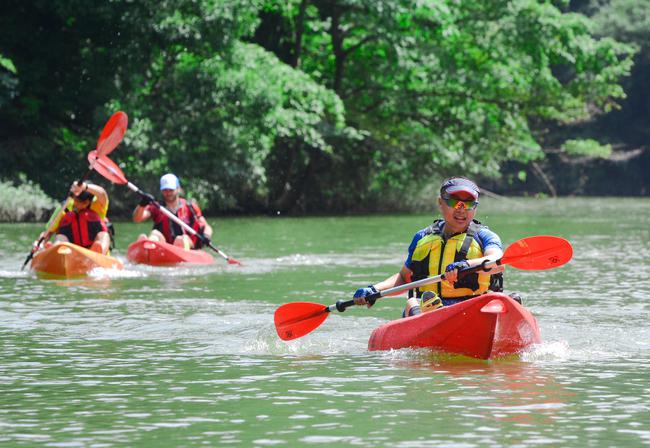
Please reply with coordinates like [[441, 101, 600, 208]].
[[445, 186, 479, 199]]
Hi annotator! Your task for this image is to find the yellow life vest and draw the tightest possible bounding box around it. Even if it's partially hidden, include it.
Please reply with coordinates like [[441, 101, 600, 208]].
[[409, 221, 491, 298]]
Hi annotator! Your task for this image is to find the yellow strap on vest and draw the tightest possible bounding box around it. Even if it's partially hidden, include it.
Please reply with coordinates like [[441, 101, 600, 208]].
[[412, 230, 490, 298]]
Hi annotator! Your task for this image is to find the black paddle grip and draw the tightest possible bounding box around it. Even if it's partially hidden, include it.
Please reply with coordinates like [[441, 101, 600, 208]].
[[335, 299, 355, 312], [457, 260, 491, 280], [366, 291, 381, 306]]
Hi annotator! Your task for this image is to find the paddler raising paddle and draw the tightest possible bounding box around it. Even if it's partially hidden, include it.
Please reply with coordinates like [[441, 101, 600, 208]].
[[33, 181, 112, 255], [353, 176, 506, 316], [133, 173, 213, 250]]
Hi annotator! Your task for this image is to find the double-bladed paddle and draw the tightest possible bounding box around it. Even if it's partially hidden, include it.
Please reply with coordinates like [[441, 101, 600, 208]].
[[90, 155, 243, 266], [274, 235, 573, 341], [21, 111, 128, 270]]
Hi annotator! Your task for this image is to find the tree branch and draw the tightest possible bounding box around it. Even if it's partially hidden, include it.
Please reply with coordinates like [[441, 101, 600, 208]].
[[530, 161, 557, 197]]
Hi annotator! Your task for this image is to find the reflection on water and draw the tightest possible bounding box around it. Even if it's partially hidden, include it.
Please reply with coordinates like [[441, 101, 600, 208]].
[[1, 199, 650, 446], [375, 350, 573, 426]]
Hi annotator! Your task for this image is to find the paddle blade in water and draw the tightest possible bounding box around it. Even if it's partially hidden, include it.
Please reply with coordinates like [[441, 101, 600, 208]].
[[502, 236, 573, 270], [96, 111, 128, 157], [274, 302, 329, 341], [88, 153, 127, 185]]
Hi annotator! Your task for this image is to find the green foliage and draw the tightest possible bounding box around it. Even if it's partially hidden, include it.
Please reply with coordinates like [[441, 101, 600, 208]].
[[592, 0, 650, 47], [0, 53, 18, 108], [561, 138, 612, 158], [0, 175, 56, 222], [0, 0, 638, 213], [0, 54, 16, 73], [112, 38, 347, 211], [280, 0, 634, 196], [56, 127, 88, 156]]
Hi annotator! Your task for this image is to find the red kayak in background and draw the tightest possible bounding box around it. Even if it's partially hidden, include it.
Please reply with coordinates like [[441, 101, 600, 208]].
[[367, 292, 541, 359], [126, 238, 214, 266]]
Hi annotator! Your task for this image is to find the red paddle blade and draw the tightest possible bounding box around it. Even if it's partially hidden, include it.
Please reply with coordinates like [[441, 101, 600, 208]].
[[227, 258, 243, 266], [96, 111, 128, 157], [88, 152, 127, 185], [274, 302, 329, 341], [502, 236, 573, 270]]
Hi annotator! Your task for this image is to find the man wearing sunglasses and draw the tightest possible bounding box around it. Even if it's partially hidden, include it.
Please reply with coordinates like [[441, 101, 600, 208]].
[[353, 176, 505, 315]]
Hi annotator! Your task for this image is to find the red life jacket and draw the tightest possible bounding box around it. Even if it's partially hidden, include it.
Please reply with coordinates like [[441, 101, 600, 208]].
[[57, 209, 108, 248], [151, 198, 203, 245]]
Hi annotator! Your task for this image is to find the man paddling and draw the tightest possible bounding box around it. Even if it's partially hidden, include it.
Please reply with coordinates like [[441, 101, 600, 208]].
[[33, 181, 112, 255], [353, 176, 505, 316], [133, 173, 213, 250]]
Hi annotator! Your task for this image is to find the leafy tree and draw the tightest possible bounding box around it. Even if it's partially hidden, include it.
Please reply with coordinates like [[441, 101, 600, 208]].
[[0, 0, 638, 214], [113, 41, 348, 212], [0, 1, 244, 202], [590, 0, 650, 149], [592, 0, 650, 47], [258, 0, 635, 202]]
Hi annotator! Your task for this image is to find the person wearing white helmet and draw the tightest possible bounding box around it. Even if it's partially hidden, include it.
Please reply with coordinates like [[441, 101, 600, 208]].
[[132, 173, 213, 250]]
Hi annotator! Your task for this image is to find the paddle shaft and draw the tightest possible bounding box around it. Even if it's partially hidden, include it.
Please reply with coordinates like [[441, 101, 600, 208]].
[[328, 241, 569, 313], [328, 259, 500, 313], [22, 112, 128, 270], [127, 182, 238, 264], [88, 152, 242, 265], [273, 235, 572, 341]]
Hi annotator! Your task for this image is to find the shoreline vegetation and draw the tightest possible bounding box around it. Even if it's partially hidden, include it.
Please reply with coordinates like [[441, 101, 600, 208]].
[[2, 175, 644, 224], [2, 1, 649, 217], [0, 177, 56, 223]]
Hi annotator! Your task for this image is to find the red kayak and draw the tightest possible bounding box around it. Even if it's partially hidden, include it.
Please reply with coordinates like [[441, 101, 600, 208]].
[[126, 238, 214, 266], [367, 293, 541, 359]]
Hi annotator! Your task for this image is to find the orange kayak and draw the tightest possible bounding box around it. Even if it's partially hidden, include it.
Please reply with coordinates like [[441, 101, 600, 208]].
[[126, 239, 214, 266], [368, 293, 541, 359], [31, 242, 123, 278]]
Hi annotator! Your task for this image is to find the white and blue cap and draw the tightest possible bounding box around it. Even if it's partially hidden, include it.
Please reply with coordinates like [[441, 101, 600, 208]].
[[440, 177, 480, 200], [160, 173, 180, 191]]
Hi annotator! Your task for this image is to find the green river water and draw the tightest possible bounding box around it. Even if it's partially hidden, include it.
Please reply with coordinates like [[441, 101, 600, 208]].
[[1, 197, 649, 447]]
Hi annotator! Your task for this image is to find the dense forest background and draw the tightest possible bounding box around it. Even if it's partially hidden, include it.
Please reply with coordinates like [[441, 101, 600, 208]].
[[0, 0, 648, 217]]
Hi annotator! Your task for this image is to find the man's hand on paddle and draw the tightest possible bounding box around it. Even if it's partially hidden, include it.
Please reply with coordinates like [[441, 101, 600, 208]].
[[353, 285, 377, 307], [444, 260, 470, 283], [138, 192, 156, 207]]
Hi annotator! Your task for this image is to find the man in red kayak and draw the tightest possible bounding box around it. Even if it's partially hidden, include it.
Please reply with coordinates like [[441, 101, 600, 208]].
[[133, 173, 213, 250], [353, 176, 505, 316], [34, 181, 111, 255]]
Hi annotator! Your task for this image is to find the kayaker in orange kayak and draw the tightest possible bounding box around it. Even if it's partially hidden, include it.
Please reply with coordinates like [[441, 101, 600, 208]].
[[353, 176, 506, 316], [132, 173, 213, 250], [33, 181, 112, 255]]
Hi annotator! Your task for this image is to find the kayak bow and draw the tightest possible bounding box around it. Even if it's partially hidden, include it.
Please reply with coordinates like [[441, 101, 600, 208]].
[[367, 292, 541, 359], [31, 242, 123, 278]]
